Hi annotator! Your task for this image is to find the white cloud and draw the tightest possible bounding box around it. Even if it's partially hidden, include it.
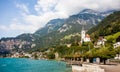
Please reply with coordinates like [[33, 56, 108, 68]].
[[0, 21, 35, 33], [54, 0, 120, 15], [35, 0, 58, 14], [25, 0, 120, 31], [0, 0, 120, 38], [16, 3, 30, 14]]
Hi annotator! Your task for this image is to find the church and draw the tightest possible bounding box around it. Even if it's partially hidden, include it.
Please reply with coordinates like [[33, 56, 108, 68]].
[[80, 27, 91, 43]]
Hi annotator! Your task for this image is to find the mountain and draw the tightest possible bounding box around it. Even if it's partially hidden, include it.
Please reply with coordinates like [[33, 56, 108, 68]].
[[0, 9, 116, 53], [16, 33, 35, 42], [34, 9, 116, 48], [35, 9, 105, 35], [0, 34, 36, 55], [35, 9, 115, 36], [35, 19, 65, 37], [88, 11, 120, 41]]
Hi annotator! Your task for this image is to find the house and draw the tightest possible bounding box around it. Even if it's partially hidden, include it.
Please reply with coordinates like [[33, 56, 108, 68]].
[[84, 34, 91, 42], [113, 42, 120, 48], [94, 36, 107, 48], [97, 37, 106, 46]]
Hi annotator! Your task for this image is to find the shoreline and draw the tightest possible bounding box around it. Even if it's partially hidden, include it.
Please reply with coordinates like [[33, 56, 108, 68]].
[[71, 63, 120, 72], [1, 58, 120, 72], [72, 64, 104, 72], [100, 64, 120, 72]]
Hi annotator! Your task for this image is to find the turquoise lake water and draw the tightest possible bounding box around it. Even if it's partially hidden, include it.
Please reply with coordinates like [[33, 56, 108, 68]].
[[0, 58, 71, 72]]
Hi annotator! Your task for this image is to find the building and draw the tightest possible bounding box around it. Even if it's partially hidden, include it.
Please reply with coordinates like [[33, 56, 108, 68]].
[[97, 37, 106, 46], [81, 27, 91, 43], [84, 34, 91, 42], [113, 42, 120, 48], [94, 36, 107, 48]]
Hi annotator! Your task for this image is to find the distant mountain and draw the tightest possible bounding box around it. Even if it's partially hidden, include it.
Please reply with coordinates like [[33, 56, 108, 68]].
[[88, 11, 120, 39], [35, 19, 65, 37], [0, 9, 116, 53], [0, 34, 35, 54], [16, 33, 35, 42]]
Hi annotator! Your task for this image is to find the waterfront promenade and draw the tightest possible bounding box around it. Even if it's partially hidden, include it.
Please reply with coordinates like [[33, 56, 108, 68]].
[[72, 64, 104, 72], [72, 64, 120, 72], [100, 64, 120, 72]]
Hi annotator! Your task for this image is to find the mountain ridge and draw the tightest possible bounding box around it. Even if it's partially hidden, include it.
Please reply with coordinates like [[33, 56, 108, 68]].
[[33, 9, 116, 48], [87, 11, 120, 43], [0, 9, 116, 53]]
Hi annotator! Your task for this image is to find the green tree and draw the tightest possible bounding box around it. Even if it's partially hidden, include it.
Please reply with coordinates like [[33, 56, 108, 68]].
[[54, 45, 68, 57], [97, 47, 116, 64], [47, 52, 55, 59]]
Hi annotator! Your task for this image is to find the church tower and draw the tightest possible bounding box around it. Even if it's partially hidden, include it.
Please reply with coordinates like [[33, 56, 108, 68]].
[[81, 25, 85, 43]]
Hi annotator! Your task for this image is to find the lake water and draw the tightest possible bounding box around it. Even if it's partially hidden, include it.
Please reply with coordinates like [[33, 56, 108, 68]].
[[0, 58, 71, 72]]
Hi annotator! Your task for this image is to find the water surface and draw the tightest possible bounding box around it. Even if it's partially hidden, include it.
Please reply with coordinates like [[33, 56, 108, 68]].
[[0, 58, 71, 72]]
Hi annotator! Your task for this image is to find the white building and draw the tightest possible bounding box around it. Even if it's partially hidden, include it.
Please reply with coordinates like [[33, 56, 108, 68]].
[[113, 42, 120, 48], [81, 28, 91, 43], [94, 37, 107, 48], [84, 34, 91, 42]]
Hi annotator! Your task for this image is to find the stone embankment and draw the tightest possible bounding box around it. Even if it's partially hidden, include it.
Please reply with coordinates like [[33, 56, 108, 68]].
[[100, 64, 120, 72], [72, 64, 104, 72]]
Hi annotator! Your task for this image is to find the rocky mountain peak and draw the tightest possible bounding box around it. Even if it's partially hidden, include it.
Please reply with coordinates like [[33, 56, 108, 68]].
[[80, 9, 100, 15]]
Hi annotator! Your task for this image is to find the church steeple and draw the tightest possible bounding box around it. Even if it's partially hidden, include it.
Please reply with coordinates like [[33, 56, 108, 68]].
[[77, 18, 91, 44], [77, 19, 86, 43]]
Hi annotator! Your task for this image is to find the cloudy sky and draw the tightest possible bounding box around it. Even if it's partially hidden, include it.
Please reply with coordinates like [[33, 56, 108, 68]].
[[0, 0, 120, 38]]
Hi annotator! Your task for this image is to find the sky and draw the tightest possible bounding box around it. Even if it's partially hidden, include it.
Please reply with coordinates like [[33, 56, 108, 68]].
[[0, 0, 120, 38]]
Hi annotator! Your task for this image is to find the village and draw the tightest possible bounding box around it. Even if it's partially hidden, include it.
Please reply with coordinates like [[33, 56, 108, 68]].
[[1, 26, 120, 62]]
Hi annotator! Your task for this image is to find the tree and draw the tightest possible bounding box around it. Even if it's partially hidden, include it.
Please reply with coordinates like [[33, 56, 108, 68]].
[[47, 52, 55, 59], [97, 47, 116, 64], [54, 45, 68, 57]]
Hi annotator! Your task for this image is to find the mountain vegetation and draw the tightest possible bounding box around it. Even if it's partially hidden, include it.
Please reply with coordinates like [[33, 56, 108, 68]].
[[88, 11, 120, 37]]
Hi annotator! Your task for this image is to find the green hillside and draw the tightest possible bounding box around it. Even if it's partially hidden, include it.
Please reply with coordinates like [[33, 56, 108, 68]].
[[105, 32, 120, 43], [88, 11, 120, 39]]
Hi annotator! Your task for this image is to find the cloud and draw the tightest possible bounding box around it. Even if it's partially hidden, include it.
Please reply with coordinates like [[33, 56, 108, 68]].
[[35, 0, 58, 13], [0, 20, 35, 33], [24, 0, 120, 29], [0, 0, 120, 38], [55, 0, 120, 15], [16, 3, 30, 14]]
